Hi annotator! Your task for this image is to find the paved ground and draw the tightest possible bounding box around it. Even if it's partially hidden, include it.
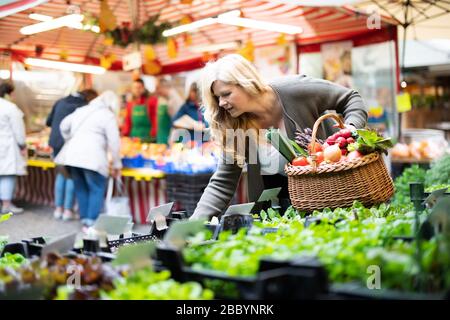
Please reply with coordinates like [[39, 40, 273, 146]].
[[0, 202, 148, 244]]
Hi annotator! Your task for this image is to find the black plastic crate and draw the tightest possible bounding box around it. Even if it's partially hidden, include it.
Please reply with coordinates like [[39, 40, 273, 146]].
[[155, 245, 329, 300], [1, 242, 29, 258], [166, 173, 213, 216]]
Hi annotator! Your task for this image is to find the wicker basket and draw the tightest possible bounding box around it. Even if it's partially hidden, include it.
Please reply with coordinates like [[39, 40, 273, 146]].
[[285, 113, 394, 212]]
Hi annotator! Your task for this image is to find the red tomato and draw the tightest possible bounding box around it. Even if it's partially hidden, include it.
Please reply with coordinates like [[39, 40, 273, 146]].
[[315, 152, 324, 164], [308, 142, 323, 153], [292, 156, 309, 166]]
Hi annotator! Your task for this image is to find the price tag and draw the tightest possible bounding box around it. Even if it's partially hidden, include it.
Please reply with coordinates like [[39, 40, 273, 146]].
[[224, 202, 255, 215], [428, 196, 450, 236], [122, 51, 142, 71], [257, 188, 281, 202], [41, 233, 77, 257], [396, 92, 412, 113], [163, 219, 206, 248], [423, 188, 448, 208], [147, 202, 174, 222], [220, 213, 253, 233], [113, 242, 156, 269], [93, 215, 132, 235], [154, 214, 169, 231]]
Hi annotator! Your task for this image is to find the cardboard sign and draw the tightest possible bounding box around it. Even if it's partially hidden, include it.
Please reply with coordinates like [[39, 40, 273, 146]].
[[40, 233, 77, 257], [93, 215, 132, 235]]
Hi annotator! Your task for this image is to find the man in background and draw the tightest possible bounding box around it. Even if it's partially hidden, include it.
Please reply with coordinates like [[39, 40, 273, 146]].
[[121, 78, 158, 143], [154, 77, 183, 144]]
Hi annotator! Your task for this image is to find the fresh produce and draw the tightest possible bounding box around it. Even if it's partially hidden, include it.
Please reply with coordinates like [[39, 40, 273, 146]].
[[347, 129, 393, 155], [425, 184, 450, 193], [183, 202, 450, 293], [289, 127, 392, 167], [392, 141, 445, 160], [292, 156, 308, 166], [99, 268, 213, 300], [0, 253, 27, 269], [0, 213, 12, 253], [1, 253, 123, 300], [391, 165, 427, 207], [347, 150, 363, 160], [295, 128, 323, 151], [425, 154, 450, 187], [323, 144, 341, 162]]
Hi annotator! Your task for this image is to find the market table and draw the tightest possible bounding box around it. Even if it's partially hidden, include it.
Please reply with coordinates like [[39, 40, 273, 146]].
[[15, 159, 248, 224]]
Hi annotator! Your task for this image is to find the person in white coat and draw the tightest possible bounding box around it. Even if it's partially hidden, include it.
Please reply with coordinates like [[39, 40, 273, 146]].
[[0, 82, 26, 214], [56, 90, 122, 228]]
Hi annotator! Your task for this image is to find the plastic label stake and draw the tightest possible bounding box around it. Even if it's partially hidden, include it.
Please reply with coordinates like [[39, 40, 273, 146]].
[[41, 233, 77, 257], [93, 215, 132, 235], [113, 242, 156, 269], [163, 219, 206, 248], [257, 188, 282, 202], [224, 202, 255, 215]]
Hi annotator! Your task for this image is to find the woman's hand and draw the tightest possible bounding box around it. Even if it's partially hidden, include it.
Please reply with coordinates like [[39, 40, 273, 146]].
[[333, 123, 357, 131]]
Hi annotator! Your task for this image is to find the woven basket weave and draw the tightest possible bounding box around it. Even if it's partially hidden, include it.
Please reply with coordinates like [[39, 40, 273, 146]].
[[285, 113, 394, 212]]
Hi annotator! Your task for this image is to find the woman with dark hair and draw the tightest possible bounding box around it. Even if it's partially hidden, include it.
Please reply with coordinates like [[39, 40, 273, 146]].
[[172, 81, 209, 143], [0, 82, 27, 214]]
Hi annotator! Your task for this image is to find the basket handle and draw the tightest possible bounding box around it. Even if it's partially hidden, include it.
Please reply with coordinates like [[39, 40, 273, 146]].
[[310, 113, 345, 172]]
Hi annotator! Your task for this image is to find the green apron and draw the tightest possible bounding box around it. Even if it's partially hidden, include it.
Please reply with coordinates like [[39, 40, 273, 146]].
[[130, 104, 153, 142], [156, 102, 171, 145]]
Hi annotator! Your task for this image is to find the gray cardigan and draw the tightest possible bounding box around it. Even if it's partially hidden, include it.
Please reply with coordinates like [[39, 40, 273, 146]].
[[191, 75, 368, 219]]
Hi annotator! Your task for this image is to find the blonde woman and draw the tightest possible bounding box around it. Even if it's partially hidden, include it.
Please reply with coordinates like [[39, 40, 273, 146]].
[[190, 54, 368, 220]]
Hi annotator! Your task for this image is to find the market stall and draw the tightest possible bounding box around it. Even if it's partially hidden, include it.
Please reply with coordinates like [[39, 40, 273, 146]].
[[16, 158, 248, 224]]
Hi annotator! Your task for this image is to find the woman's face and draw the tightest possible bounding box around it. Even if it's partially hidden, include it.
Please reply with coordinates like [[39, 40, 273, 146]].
[[211, 80, 251, 118]]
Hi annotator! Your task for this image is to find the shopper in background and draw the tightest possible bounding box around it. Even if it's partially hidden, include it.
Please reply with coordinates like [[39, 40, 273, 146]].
[[121, 78, 158, 142], [190, 54, 368, 220], [154, 77, 184, 144], [0, 82, 27, 214], [46, 89, 98, 221], [172, 81, 209, 143], [56, 91, 122, 228]]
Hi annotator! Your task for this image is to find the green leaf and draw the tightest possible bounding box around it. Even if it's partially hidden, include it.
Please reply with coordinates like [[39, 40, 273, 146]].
[[0, 212, 12, 223], [260, 210, 267, 221], [290, 140, 308, 156]]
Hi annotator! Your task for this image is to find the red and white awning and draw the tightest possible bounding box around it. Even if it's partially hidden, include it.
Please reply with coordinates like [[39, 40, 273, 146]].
[[0, 0, 397, 69]]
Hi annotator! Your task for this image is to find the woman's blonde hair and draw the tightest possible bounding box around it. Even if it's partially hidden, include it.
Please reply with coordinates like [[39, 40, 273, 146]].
[[200, 54, 268, 164]]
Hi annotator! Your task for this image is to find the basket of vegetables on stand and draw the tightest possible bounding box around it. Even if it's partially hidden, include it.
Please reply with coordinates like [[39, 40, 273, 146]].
[[268, 113, 394, 212]]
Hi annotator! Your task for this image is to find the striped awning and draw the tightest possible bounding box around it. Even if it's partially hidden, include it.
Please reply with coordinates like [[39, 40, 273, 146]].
[[0, 0, 397, 69]]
